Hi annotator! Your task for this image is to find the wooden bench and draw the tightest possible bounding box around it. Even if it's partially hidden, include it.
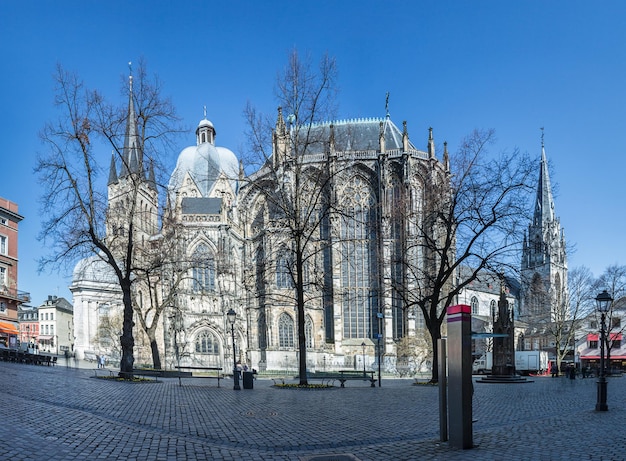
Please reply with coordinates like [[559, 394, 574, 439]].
[[307, 370, 376, 387], [93, 368, 115, 377], [95, 368, 164, 381], [175, 366, 224, 387], [128, 368, 165, 381], [336, 370, 376, 387]]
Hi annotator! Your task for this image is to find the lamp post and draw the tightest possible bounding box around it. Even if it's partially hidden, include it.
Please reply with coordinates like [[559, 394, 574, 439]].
[[595, 289, 612, 411], [227, 308, 240, 390], [376, 311, 384, 387], [361, 342, 366, 377]]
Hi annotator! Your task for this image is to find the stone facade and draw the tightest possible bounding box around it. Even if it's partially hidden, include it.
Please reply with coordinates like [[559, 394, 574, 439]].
[[71, 84, 562, 374], [71, 86, 453, 372]]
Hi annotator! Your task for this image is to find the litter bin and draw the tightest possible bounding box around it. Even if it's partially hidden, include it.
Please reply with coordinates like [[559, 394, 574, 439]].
[[243, 371, 254, 389]]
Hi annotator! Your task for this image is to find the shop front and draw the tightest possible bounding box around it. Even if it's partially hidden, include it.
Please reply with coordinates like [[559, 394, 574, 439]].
[[0, 320, 19, 348]]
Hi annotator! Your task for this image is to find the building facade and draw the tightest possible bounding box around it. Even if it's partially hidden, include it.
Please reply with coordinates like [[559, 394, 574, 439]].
[[37, 295, 74, 355], [18, 304, 39, 346], [70, 80, 567, 374], [578, 296, 626, 371], [0, 197, 29, 348], [70, 79, 452, 372]]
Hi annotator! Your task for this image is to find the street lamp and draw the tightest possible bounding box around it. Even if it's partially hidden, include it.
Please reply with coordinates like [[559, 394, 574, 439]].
[[227, 308, 240, 390], [595, 289, 612, 411], [361, 342, 366, 377]]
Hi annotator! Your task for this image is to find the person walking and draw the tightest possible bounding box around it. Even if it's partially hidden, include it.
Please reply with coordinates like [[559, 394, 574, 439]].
[[551, 362, 558, 377]]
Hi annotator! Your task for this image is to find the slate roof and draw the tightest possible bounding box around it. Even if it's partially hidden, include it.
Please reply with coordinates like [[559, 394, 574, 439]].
[[306, 118, 415, 152], [181, 197, 222, 215]]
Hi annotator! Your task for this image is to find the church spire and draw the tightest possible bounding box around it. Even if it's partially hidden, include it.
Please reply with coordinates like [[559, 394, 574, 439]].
[[533, 129, 555, 227], [147, 159, 157, 191], [120, 64, 142, 178], [108, 152, 118, 186]]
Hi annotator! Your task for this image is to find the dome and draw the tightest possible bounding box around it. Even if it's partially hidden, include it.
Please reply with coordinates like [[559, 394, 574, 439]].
[[72, 255, 118, 284], [168, 141, 239, 202], [197, 118, 214, 130]]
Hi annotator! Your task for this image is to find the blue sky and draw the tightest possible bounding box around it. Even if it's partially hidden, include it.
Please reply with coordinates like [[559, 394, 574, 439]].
[[1, 1, 625, 306]]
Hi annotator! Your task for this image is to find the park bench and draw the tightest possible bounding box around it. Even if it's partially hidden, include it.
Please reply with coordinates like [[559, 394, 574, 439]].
[[95, 368, 164, 381], [128, 368, 165, 381], [175, 366, 224, 387], [306, 370, 376, 387], [93, 367, 115, 378]]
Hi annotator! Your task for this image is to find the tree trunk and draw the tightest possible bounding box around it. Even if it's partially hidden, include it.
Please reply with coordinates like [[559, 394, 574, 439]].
[[297, 249, 308, 385], [298, 300, 307, 385], [119, 281, 135, 378], [150, 339, 161, 370], [429, 319, 442, 383]]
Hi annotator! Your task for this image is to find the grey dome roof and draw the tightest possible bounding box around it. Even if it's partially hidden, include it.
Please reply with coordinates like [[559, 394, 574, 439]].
[[197, 118, 214, 130], [72, 255, 118, 284], [168, 121, 238, 202]]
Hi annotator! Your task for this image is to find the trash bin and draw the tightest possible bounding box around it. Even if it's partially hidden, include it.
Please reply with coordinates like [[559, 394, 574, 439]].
[[243, 371, 254, 389]]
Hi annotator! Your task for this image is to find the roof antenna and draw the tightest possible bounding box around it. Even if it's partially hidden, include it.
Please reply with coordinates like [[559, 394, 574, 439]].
[[203, 105, 207, 119], [540, 127, 545, 148]]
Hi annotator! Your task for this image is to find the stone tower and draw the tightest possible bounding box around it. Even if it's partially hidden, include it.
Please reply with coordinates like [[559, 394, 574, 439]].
[[520, 133, 568, 328], [106, 72, 159, 252]]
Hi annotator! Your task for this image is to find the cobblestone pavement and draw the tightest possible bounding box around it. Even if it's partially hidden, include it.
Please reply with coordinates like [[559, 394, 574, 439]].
[[1, 361, 625, 460]]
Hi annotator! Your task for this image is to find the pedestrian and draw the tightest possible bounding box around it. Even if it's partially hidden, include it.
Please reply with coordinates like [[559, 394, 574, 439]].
[[100, 355, 106, 368], [96, 354, 101, 368], [551, 362, 558, 377]]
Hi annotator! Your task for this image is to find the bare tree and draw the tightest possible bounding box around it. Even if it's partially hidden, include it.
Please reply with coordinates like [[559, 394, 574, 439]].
[[242, 50, 338, 385], [391, 129, 535, 382], [395, 331, 433, 377], [131, 221, 189, 369], [36, 61, 181, 377], [546, 266, 595, 372], [91, 307, 123, 364], [596, 264, 626, 368]]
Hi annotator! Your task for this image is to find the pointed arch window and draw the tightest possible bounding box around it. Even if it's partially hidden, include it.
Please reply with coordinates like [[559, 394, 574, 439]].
[[278, 313, 295, 348], [388, 174, 405, 339], [192, 243, 216, 292], [340, 176, 378, 339], [195, 329, 220, 354], [471, 296, 479, 315], [305, 316, 314, 349], [276, 252, 292, 288]]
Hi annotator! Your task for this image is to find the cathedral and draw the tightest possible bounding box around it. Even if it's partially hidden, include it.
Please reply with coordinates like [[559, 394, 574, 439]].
[[70, 76, 567, 373], [71, 75, 451, 372]]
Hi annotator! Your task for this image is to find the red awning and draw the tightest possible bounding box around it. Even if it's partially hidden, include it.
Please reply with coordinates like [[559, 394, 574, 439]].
[[582, 356, 626, 360], [586, 333, 622, 341], [0, 320, 19, 335]]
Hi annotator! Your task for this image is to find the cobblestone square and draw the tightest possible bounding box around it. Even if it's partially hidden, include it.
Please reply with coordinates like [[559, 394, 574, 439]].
[[1, 362, 625, 460]]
